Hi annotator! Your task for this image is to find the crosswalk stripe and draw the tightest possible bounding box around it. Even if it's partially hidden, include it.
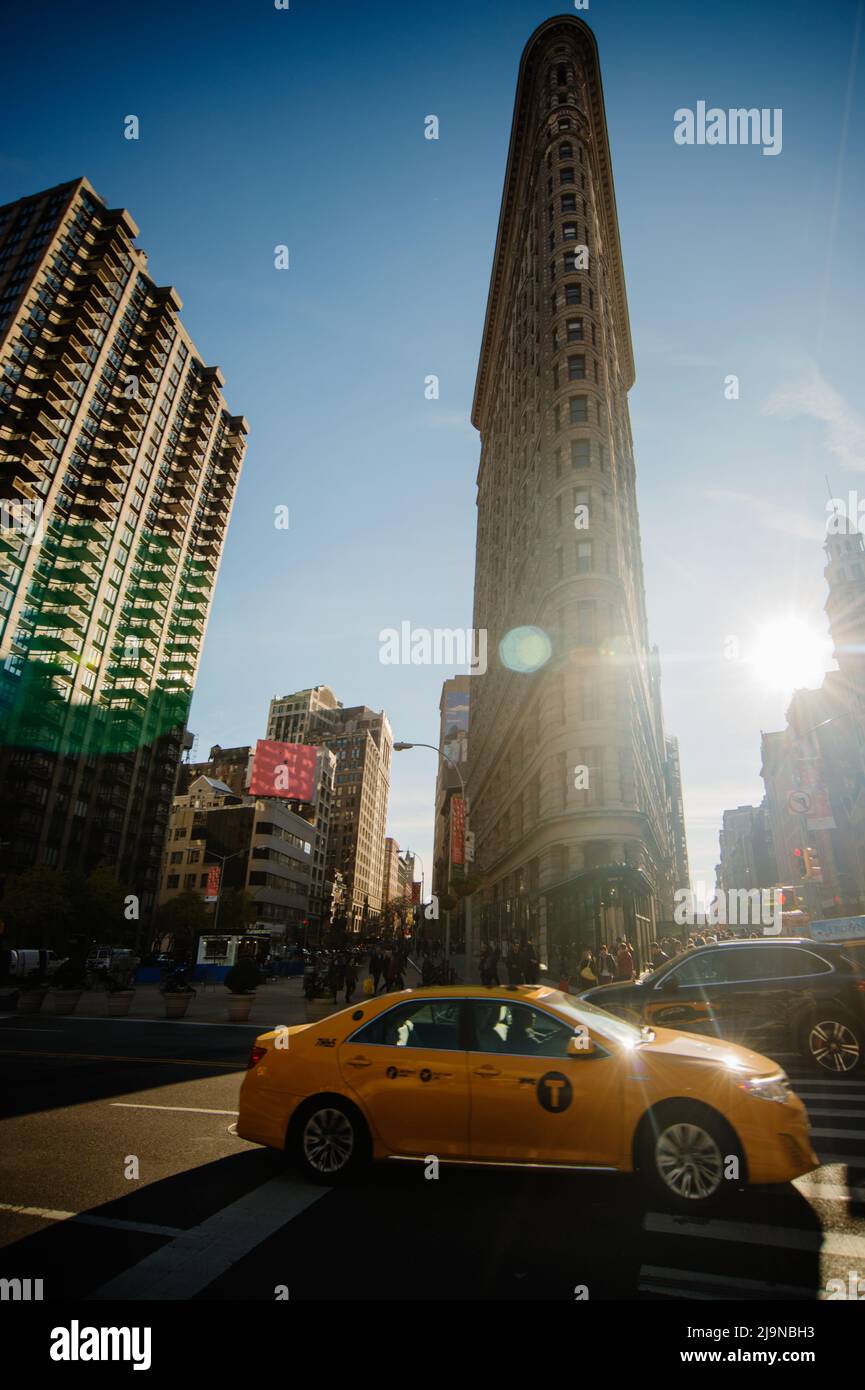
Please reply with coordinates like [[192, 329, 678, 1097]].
[[89, 1174, 328, 1300], [0, 1201, 182, 1238], [644, 1212, 865, 1258], [810, 1126, 865, 1139], [806, 1108, 865, 1118], [794, 1179, 865, 1202], [789, 1073, 865, 1084], [639, 1264, 811, 1299]]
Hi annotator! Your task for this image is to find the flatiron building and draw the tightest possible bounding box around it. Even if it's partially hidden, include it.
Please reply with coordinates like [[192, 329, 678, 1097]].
[[467, 17, 684, 970]]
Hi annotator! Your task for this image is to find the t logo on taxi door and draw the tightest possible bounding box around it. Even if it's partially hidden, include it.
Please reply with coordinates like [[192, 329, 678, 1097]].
[[537, 1071, 573, 1112]]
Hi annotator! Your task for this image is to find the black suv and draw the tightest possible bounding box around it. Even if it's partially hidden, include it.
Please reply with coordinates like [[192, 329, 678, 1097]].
[[581, 938, 865, 1074]]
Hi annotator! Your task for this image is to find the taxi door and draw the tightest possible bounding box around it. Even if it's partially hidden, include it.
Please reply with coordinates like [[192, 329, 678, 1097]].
[[467, 1001, 619, 1165], [338, 996, 469, 1156]]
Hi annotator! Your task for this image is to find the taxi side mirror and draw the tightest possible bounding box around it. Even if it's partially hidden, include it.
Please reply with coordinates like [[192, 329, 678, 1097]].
[[567, 1032, 597, 1059]]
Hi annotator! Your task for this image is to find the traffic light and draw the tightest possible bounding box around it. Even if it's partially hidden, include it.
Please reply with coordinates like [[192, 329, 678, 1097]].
[[793, 847, 806, 879], [804, 846, 821, 880]]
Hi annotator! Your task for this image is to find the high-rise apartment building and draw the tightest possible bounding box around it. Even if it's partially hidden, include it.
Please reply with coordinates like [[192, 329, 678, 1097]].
[[466, 18, 681, 969], [0, 178, 246, 917], [266, 688, 392, 931]]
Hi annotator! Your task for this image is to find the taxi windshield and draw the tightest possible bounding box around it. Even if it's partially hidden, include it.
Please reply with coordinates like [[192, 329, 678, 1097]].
[[531, 988, 644, 1048]]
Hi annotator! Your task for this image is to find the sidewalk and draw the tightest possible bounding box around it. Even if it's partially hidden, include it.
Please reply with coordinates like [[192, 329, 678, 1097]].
[[27, 958, 424, 1026]]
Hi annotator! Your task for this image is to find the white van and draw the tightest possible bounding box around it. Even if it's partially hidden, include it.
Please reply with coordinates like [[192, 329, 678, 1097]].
[[9, 949, 65, 978]]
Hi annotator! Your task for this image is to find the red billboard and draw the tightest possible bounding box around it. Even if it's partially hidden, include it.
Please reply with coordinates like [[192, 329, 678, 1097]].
[[249, 740, 318, 802]]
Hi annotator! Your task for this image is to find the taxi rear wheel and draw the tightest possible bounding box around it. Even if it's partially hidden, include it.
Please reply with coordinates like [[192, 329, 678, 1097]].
[[289, 1096, 370, 1185], [637, 1102, 742, 1211]]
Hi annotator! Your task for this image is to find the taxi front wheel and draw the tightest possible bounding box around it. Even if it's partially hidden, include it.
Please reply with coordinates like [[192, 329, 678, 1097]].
[[289, 1096, 371, 1185], [637, 1102, 743, 1212]]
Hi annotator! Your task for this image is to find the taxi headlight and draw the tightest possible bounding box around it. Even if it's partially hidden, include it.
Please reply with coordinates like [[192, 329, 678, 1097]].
[[737, 1074, 790, 1104]]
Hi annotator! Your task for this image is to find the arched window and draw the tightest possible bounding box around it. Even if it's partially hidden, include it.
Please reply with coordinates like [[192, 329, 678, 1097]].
[[559, 143, 573, 160]]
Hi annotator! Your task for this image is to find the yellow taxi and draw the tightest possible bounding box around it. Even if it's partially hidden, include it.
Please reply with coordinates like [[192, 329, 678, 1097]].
[[236, 984, 819, 1209]]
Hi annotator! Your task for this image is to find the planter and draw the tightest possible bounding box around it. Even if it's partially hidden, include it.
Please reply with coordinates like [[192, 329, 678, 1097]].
[[304, 997, 337, 1024], [226, 993, 255, 1023], [50, 989, 81, 1016], [18, 989, 46, 1015], [163, 992, 192, 1019], [107, 990, 135, 1017]]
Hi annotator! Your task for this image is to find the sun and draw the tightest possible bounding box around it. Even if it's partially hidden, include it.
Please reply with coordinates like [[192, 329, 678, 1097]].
[[749, 616, 833, 695]]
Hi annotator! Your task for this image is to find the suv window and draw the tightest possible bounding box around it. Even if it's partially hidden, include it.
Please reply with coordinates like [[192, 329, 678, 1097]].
[[471, 1001, 578, 1057], [349, 998, 461, 1050], [665, 950, 732, 987], [726, 946, 833, 981]]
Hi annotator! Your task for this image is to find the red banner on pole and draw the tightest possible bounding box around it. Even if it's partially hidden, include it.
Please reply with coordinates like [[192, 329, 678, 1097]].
[[205, 864, 221, 901], [411, 881, 421, 905], [451, 795, 465, 867]]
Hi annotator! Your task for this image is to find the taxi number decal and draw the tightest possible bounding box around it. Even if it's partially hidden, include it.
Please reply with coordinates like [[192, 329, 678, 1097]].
[[385, 1065, 414, 1078], [537, 1071, 573, 1113]]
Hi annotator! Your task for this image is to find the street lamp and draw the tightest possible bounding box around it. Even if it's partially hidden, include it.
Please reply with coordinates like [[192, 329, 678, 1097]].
[[394, 740, 474, 980], [205, 848, 246, 937]]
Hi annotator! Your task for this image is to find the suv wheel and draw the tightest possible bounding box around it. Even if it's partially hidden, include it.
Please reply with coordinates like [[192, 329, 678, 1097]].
[[804, 1016, 863, 1074], [291, 1098, 370, 1184], [638, 1103, 740, 1210]]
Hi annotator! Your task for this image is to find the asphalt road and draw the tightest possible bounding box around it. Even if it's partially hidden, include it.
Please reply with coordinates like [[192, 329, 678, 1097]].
[[1, 1013, 864, 1302]]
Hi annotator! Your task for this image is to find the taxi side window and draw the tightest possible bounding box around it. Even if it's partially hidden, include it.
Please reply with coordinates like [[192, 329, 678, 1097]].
[[349, 999, 461, 1050], [471, 1002, 575, 1058], [667, 951, 731, 987]]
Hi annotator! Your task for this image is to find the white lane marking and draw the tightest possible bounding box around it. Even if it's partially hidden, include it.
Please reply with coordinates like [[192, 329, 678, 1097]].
[[639, 1264, 810, 1299], [110, 1103, 239, 1116], [0, 1201, 182, 1238], [644, 1212, 865, 1259], [794, 1180, 865, 1202], [89, 1175, 328, 1300], [29, 1016, 270, 1029]]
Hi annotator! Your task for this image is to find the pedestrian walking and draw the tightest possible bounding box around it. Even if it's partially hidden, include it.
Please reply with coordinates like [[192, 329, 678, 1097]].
[[524, 938, 539, 985], [615, 940, 634, 982], [597, 944, 615, 984], [344, 956, 358, 1003]]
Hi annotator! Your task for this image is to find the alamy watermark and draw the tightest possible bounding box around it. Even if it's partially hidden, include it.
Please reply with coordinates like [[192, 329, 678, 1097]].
[[379, 622, 487, 675], [674, 884, 782, 933], [674, 102, 782, 156]]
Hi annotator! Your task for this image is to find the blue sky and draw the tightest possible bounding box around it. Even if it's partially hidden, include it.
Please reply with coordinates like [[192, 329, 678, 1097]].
[[2, 0, 863, 897]]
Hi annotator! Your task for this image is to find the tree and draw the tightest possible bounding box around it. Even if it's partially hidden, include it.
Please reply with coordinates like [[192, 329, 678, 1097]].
[[154, 891, 209, 961], [217, 888, 256, 934], [1, 867, 75, 950], [74, 866, 131, 943]]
